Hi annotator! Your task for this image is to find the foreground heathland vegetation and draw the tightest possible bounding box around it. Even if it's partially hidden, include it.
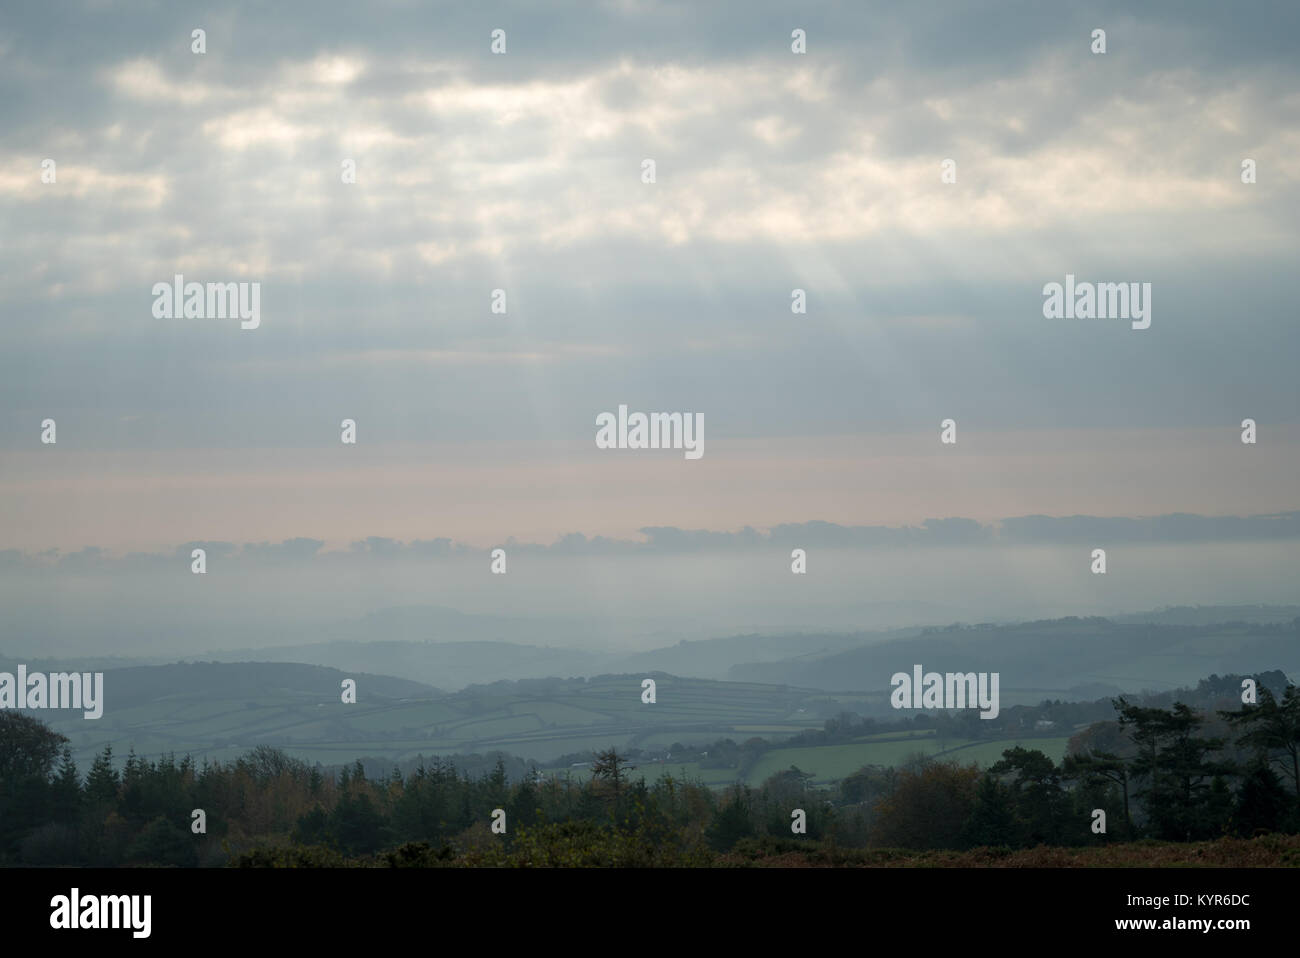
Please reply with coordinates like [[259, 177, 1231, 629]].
[[3, 680, 1298, 867]]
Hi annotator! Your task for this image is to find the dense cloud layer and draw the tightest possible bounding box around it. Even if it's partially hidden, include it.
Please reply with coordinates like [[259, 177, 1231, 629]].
[[2, 0, 1298, 457], [2, 511, 1299, 570], [2, 1, 1297, 593]]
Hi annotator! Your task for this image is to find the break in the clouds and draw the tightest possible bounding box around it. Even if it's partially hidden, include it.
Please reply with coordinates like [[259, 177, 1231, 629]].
[[1, 0, 1298, 554]]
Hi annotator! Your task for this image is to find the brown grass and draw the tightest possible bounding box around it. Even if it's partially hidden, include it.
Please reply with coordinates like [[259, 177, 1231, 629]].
[[718, 834, 1300, 868]]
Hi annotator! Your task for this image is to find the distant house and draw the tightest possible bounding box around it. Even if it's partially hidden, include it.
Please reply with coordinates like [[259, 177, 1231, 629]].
[[1035, 719, 1056, 730]]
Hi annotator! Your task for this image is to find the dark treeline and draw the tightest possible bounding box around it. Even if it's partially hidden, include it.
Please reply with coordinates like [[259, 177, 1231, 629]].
[[1, 683, 1298, 866]]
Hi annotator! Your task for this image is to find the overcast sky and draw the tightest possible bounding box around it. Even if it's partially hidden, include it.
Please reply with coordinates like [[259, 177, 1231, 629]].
[[1, 1, 1297, 628]]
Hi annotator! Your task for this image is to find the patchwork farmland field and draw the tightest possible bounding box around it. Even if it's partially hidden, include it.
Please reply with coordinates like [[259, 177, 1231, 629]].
[[545, 730, 1075, 787], [24, 660, 1073, 786], [31, 662, 882, 769]]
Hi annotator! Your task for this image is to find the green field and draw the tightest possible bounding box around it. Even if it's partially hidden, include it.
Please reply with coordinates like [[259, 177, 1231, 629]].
[[34, 668, 867, 769], [543, 731, 1074, 787]]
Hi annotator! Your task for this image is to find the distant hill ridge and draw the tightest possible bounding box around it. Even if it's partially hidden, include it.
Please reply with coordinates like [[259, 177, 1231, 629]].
[[730, 617, 1300, 694]]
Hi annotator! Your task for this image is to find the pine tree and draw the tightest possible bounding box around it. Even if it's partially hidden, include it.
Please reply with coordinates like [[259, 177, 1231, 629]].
[[962, 774, 1017, 848], [84, 745, 120, 807], [590, 748, 634, 824], [1221, 684, 1300, 812], [1063, 749, 1133, 837], [51, 747, 82, 825], [1119, 700, 1228, 841], [706, 788, 756, 852], [1234, 759, 1292, 836]]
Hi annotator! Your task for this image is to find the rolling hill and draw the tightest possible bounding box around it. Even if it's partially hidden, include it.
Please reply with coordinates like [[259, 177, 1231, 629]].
[[19, 662, 876, 770], [728, 617, 1300, 696]]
